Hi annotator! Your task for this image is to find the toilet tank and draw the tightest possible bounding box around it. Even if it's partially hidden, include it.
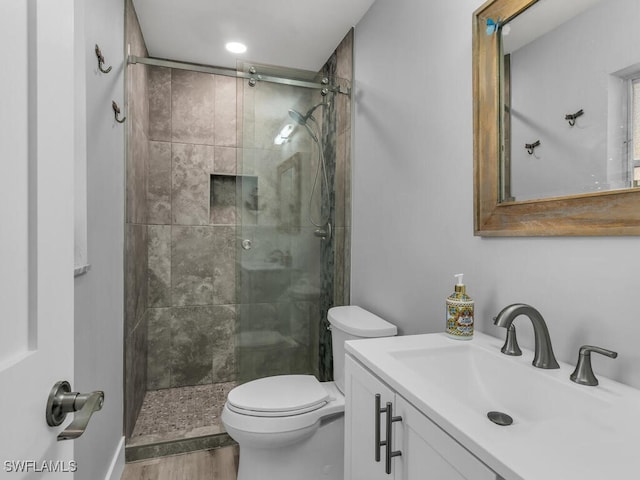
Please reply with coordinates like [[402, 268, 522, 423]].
[[328, 306, 397, 393]]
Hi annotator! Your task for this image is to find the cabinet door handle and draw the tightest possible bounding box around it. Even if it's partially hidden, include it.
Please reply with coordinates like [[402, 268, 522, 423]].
[[384, 401, 402, 474], [374, 394, 387, 462]]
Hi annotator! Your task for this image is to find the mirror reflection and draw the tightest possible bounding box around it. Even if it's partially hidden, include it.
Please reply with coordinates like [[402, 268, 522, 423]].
[[277, 154, 302, 233], [499, 0, 640, 202]]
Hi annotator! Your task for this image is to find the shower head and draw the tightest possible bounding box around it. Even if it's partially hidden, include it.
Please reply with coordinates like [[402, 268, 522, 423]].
[[288, 102, 329, 127], [288, 108, 307, 126], [288, 102, 329, 143]]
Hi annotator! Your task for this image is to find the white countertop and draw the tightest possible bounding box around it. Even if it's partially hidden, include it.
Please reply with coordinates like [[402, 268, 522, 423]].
[[345, 332, 640, 480]]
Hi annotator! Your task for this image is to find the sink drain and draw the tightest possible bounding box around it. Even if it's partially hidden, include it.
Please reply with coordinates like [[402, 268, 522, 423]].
[[487, 411, 513, 426]]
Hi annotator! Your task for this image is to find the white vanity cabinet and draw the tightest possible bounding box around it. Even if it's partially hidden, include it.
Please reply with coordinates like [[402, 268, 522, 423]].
[[345, 353, 395, 480], [344, 354, 497, 480]]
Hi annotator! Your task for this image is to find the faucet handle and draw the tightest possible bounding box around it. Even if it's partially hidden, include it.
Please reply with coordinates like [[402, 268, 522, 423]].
[[570, 345, 618, 386], [500, 324, 522, 356]]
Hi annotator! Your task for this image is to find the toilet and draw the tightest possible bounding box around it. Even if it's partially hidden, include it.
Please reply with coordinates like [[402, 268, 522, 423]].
[[221, 305, 397, 480]]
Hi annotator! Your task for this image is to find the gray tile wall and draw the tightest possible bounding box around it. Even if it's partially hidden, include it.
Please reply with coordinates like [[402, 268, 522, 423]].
[[145, 66, 240, 390], [124, 0, 150, 439], [334, 30, 353, 307], [319, 30, 354, 381]]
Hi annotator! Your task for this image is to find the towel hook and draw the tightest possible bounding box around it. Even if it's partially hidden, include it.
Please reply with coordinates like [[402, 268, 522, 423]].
[[565, 109, 584, 127], [112, 101, 126, 123], [95, 44, 112, 74], [525, 140, 540, 155]]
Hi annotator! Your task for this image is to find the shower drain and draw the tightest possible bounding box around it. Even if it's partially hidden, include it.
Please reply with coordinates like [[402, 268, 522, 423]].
[[487, 411, 513, 426]]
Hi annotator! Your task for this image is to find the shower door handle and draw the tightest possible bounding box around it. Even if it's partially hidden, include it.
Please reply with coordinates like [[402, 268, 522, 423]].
[[45, 381, 104, 441], [241, 239, 252, 250]]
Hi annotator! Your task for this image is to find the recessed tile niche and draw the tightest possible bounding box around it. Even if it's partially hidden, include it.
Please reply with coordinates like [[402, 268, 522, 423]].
[[210, 174, 258, 225]]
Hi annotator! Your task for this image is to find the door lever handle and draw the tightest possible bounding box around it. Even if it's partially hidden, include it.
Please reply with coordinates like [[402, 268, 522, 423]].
[[46, 381, 104, 441]]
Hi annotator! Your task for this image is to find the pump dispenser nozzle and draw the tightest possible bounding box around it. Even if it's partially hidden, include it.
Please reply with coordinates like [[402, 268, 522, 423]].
[[454, 273, 465, 293]]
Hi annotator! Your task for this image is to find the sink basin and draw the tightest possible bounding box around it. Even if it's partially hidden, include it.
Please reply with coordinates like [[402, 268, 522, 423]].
[[345, 331, 640, 480], [390, 343, 607, 424]]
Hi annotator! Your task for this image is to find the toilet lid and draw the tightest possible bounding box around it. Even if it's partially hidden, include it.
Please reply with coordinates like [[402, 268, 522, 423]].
[[227, 375, 329, 417]]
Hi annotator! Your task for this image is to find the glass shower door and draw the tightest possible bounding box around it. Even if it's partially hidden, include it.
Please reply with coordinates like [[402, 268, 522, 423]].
[[236, 67, 333, 383]]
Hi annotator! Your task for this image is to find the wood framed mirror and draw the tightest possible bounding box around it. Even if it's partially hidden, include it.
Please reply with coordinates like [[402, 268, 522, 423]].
[[473, 0, 640, 236]]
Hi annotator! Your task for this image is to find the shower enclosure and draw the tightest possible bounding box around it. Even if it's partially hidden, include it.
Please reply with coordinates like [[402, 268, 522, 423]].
[[124, 2, 353, 459], [236, 64, 341, 384]]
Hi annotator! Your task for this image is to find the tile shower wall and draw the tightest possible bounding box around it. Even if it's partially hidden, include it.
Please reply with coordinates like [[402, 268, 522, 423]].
[[319, 30, 354, 381], [127, 22, 353, 406], [145, 51, 353, 388], [124, 0, 150, 439], [145, 67, 239, 389]]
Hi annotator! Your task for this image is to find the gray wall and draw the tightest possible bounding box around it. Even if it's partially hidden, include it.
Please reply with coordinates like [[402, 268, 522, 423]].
[[352, 0, 640, 388], [73, 0, 125, 477]]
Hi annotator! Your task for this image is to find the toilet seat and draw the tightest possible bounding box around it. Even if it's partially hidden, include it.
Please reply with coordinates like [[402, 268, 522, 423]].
[[227, 375, 329, 417], [222, 381, 345, 437]]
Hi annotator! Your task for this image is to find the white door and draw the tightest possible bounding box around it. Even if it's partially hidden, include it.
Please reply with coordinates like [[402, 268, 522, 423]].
[[0, 0, 77, 476]]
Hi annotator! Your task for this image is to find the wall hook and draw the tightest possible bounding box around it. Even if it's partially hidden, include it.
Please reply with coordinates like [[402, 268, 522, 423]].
[[95, 44, 112, 74], [565, 109, 584, 127], [112, 101, 126, 123], [525, 140, 540, 155]]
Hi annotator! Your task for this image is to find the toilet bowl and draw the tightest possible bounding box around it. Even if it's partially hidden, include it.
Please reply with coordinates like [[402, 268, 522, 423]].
[[221, 305, 397, 480]]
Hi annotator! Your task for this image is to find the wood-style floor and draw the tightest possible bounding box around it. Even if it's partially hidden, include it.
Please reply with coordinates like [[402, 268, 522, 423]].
[[121, 446, 239, 480]]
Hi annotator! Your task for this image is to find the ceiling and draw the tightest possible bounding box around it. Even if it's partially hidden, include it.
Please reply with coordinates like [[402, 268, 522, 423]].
[[132, 0, 376, 72]]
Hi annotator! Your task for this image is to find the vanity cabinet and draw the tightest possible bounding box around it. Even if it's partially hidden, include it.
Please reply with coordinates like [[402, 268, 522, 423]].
[[345, 354, 395, 480], [344, 354, 497, 480]]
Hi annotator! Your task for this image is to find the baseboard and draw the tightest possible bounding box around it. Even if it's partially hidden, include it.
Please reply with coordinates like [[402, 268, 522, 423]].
[[104, 436, 125, 480]]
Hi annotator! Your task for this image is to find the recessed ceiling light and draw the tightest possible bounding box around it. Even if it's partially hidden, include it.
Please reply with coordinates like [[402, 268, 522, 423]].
[[225, 42, 247, 54]]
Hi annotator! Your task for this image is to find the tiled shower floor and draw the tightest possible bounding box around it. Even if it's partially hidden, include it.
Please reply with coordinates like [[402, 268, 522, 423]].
[[128, 382, 237, 446]]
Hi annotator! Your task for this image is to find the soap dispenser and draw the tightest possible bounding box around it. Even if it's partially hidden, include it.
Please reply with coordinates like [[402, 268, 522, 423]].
[[446, 273, 474, 340]]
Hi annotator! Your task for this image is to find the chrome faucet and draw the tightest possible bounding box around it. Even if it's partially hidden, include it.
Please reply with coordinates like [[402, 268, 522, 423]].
[[493, 304, 560, 369]]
